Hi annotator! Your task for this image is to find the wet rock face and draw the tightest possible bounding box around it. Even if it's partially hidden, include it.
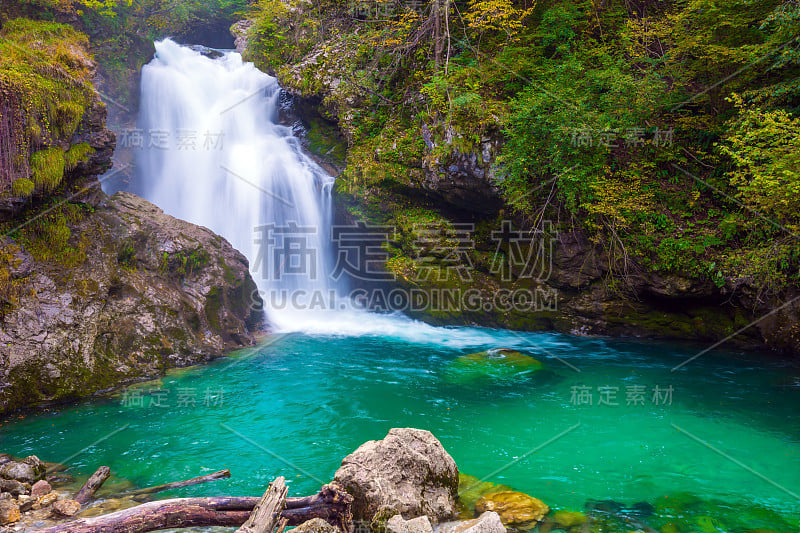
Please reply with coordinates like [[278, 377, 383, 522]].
[[0, 191, 264, 415], [333, 428, 459, 525]]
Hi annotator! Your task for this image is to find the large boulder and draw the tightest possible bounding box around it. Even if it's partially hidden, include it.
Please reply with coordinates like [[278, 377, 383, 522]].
[[475, 492, 549, 528], [0, 192, 264, 415], [334, 428, 459, 524]]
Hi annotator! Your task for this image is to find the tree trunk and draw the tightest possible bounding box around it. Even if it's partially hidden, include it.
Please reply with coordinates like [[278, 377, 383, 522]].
[[75, 466, 111, 505], [35, 483, 354, 533], [236, 476, 287, 533]]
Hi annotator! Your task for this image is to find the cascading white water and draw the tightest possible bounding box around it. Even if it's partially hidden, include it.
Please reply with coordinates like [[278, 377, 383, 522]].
[[131, 39, 509, 345], [136, 39, 337, 327]]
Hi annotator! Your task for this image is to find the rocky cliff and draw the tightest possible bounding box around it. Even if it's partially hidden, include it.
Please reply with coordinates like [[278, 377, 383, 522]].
[[0, 192, 264, 415], [0, 19, 265, 415]]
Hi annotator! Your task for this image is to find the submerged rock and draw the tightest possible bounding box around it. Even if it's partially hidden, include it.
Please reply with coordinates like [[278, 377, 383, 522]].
[[445, 349, 543, 384], [551, 510, 587, 527], [0, 191, 264, 415], [333, 428, 459, 524], [475, 491, 549, 528], [457, 474, 512, 515]]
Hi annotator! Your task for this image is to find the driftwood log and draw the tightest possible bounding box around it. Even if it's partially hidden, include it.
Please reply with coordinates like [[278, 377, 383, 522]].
[[236, 476, 287, 533], [36, 482, 354, 533], [74, 466, 111, 505], [122, 469, 231, 496]]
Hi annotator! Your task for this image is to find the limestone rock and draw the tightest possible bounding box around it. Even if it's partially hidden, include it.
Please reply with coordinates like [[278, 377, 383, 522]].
[[387, 515, 434, 533], [52, 498, 81, 517], [0, 500, 20, 525], [475, 492, 549, 528], [292, 518, 340, 533], [334, 428, 459, 524], [30, 480, 51, 499], [435, 512, 506, 533]]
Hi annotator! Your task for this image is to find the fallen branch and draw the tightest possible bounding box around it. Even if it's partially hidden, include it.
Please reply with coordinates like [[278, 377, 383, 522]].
[[35, 483, 353, 533], [74, 466, 111, 505], [236, 477, 287, 533], [122, 469, 231, 496]]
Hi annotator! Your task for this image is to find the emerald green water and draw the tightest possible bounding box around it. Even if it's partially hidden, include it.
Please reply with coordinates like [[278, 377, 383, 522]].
[[2, 324, 799, 531]]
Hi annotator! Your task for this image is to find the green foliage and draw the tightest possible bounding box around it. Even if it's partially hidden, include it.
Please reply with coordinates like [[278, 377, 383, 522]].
[[247, 0, 800, 295], [718, 95, 800, 230]]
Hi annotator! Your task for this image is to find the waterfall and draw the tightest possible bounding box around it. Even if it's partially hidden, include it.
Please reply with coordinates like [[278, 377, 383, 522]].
[[127, 39, 497, 344], [134, 39, 337, 327]]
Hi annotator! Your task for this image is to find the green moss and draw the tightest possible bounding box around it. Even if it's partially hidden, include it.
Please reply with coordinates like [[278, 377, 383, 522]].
[[64, 142, 95, 171], [15, 203, 87, 266], [54, 101, 85, 138], [0, 18, 93, 197], [30, 147, 65, 191], [11, 178, 34, 196]]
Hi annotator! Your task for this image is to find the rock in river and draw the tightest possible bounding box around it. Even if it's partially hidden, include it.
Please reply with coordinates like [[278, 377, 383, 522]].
[[475, 491, 549, 528], [444, 349, 543, 384], [334, 428, 459, 524], [435, 512, 507, 533]]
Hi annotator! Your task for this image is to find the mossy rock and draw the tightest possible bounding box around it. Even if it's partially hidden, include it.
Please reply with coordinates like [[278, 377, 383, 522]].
[[444, 348, 544, 384], [11, 178, 34, 197], [654, 492, 703, 513], [457, 473, 513, 516], [552, 510, 588, 527], [694, 515, 720, 533], [475, 490, 549, 528]]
